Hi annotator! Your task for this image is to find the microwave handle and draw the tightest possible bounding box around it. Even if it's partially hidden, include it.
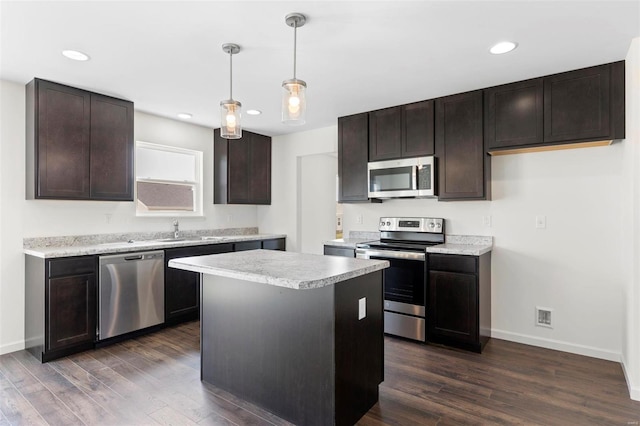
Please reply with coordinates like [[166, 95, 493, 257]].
[[412, 166, 418, 190]]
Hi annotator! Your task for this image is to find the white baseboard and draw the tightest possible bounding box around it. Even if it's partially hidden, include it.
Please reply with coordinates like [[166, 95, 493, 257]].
[[621, 354, 640, 401], [0, 339, 24, 356], [491, 328, 620, 362]]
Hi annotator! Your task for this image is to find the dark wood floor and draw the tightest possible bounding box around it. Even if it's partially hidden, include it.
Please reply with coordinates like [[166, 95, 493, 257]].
[[1, 321, 639, 425]]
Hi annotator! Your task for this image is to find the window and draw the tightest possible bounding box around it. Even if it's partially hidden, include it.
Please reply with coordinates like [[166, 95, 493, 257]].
[[135, 141, 203, 217]]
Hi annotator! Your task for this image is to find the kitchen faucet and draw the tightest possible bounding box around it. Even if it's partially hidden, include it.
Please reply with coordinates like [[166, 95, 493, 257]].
[[173, 219, 179, 239]]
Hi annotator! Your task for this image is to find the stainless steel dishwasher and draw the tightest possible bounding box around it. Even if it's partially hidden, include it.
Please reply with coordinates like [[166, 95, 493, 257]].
[[98, 251, 164, 340]]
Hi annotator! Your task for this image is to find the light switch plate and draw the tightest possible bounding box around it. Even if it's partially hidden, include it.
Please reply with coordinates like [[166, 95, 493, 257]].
[[358, 297, 366, 320]]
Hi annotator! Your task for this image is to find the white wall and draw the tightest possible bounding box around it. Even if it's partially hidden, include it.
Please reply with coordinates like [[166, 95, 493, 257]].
[[622, 37, 640, 401], [258, 126, 337, 252], [0, 79, 258, 354], [299, 154, 338, 255]]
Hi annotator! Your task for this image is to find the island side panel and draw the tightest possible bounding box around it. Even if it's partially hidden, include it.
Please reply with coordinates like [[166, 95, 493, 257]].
[[334, 270, 384, 426], [200, 275, 335, 426]]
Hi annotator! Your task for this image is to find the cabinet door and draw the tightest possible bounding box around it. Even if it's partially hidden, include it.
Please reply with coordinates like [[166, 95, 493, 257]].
[[165, 244, 233, 323], [338, 113, 369, 202], [89, 94, 134, 200], [34, 80, 91, 199], [248, 132, 271, 205], [369, 106, 402, 161], [403, 100, 435, 157], [428, 270, 477, 344], [47, 273, 96, 351], [227, 137, 251, 204], [435, 90, 488, 200], [485, 79, 543, 150], [544, 64, 611, 143]]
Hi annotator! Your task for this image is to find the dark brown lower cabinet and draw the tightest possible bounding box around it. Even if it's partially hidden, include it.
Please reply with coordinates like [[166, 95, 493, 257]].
[[235, 238, 286, 252], [324, 245, 356, 258], [427, 252, 491, 353], [164, 244, 233, 325], [25, 255, 97, 362]]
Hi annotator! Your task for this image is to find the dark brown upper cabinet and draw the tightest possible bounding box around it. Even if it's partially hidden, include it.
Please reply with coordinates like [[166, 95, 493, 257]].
[[368, 106, 402, 161], [435, 90, 489, 201], [485, 61, 625, 153], [214, 129, 271, 205], [338, 113, 370, 202], [403, 100, 435, 158], [544, 61, 624, 143], [485, 78, 544, 150], [368, 101, 435, 161], [26, 78, 134, 201]]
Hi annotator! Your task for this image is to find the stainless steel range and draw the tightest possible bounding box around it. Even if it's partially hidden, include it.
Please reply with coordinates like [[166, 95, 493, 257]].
[[356, 217, 444, 342]]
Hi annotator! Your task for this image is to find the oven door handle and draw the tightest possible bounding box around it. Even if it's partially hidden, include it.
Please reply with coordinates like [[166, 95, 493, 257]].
[[356, 248, 425, 261]]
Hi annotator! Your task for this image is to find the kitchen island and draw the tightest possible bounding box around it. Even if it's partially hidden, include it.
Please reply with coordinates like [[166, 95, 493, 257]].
[[169, 249, 389, 426]]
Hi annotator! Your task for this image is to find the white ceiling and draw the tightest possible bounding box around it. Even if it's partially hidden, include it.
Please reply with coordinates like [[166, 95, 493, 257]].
[[1, 1, 638, 137]]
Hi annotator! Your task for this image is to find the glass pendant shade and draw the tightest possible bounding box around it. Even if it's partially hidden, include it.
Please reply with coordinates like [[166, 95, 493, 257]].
[[282, 78, 306, 125], [220, 99, 242, 139]]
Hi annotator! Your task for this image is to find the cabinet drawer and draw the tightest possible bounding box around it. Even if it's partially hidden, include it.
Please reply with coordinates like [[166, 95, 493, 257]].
[[48, 256, 95, 278], [234, 240, 262, 251], [324, 246, 355, 258], [262, 238, 285, 251], [165, 243, 233, 260], [428, 254, 477, 274]]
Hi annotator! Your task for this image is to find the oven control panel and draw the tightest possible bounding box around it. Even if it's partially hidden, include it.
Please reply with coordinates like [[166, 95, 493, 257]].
[[378, 217, 444, 233]]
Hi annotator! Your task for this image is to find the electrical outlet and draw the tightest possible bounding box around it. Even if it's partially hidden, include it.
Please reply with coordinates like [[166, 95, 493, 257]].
[[105, 213, 112, 224], [535, 306, 553, 328], [358, 297, 366, 320], [227, 214, 233, 223], [535, 215, 546, 229], [356, 214, 363, 224], [483, 215, 492, 227]]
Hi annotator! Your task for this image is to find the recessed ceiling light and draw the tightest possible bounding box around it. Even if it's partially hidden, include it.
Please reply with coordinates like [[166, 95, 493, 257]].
[[62, 50, 90, 61], [177, 113, 192, 119], [246, 109, 262, 116], [489, 41, 518, 55]]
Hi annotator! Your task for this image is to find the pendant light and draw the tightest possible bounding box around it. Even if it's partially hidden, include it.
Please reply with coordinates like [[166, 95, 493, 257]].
[[220, 43, 242, 139], [282, 13, 307, 125]]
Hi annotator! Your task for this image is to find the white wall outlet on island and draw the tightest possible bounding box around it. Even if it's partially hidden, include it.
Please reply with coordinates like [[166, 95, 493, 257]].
[[535, 215, 547, 229], [483, 215, 492, 227], [356, 214, 363, 225], [358, 297, 366, 320]]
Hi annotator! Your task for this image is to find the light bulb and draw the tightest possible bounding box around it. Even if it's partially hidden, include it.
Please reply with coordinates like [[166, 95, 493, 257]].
[[288, 95, 301, 115], [226, 113, 237, 134]]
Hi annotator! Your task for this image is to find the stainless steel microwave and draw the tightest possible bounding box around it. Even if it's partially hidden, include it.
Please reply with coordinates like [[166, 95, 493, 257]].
[[368, 156, 436, 198]]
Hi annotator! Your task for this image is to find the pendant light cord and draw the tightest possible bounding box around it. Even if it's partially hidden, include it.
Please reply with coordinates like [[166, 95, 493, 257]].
[[293, 21, 297, 79], [229, 50, 233, 100]]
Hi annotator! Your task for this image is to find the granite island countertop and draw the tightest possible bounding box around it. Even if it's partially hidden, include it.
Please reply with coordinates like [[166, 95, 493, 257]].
[[24, 233, 286, 258], [168, 249, 389, 290]]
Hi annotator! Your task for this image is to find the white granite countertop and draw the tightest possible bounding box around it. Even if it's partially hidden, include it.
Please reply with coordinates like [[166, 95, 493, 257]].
[[24, 234, 286, 259], [169, 249, 390, 290], [428, 235, 493, 256], [427, 243, 492, 256]]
